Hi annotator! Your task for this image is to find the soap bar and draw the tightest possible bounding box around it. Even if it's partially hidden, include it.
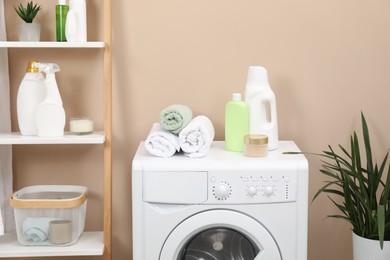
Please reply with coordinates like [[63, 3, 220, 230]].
[[70, 117, 93, 134]]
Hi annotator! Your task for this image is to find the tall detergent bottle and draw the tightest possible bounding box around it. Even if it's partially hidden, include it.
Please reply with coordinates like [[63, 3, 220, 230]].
[[17, 61, 46, 135], [35, 63, 66, 137], [245, 66, 279, 150], [225, 93, 249, 152], [65, 0, 87, 42]]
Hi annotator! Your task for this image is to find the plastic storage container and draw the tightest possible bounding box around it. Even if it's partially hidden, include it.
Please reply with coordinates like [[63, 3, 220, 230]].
[[9, 185, 87, 246]]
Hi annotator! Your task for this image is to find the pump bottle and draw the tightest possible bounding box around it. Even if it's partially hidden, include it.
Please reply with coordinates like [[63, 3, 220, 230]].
[[16, 61, 46, 136], [35, 63, 66, 137], [225, 93, 249, 152], [245, 66, 279, 150]]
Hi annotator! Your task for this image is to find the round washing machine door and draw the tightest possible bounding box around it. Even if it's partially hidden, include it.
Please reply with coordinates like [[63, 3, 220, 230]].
[[160, 210, 281, 260]]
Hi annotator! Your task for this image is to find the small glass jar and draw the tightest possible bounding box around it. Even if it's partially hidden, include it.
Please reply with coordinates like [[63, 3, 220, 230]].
[[244, 134, 268, 157], [69, 116, 94, 134]]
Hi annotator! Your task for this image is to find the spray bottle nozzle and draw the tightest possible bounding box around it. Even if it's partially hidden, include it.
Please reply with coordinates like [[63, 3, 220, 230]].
[[36, 63, 61, 74]]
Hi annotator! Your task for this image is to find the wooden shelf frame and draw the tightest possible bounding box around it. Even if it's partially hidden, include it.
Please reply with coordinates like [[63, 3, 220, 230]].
[[0, 0, 112, 259], [103, 0, 113, 260]]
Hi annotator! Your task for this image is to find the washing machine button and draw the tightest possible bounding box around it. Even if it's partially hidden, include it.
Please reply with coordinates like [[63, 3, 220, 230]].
[[246, 186, 258, 196], [210, 176, 217, 183], [264, 186, 275, 196]]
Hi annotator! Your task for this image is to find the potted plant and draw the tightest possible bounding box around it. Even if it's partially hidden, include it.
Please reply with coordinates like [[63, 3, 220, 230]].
[[14, 1, 41, 41], [287, 113, 390, 260]]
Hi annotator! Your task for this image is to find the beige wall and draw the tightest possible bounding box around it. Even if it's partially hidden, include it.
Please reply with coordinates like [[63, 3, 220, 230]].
[[5, 0, 390, 259]]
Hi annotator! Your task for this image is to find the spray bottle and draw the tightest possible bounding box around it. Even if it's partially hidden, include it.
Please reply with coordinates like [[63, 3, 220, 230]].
[[245, 66, 279, 150], [35, 63, 66, 137], [17, 61, 46, 136]]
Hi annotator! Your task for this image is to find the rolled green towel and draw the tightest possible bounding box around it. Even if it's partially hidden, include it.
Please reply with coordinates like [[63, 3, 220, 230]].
[[160, 104, 193, 134]]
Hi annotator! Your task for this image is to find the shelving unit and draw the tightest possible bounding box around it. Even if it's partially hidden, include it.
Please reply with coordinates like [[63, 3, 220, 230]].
[[0, 0, 112, 259], [0, 232, 104, 257], [0, 41, 105, 48], [0, 132, 105, 145]]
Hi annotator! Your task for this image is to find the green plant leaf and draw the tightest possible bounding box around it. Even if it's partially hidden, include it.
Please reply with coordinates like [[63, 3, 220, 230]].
[[378, 205, 385, 249], [285, 113, 390, 244], [14, 1, 41, 23]]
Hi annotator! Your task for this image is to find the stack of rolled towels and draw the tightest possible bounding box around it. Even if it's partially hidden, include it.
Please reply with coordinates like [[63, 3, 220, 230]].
[[145, 104, 215, 158]]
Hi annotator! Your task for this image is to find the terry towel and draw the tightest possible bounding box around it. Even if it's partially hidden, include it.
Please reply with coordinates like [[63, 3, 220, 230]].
[[145, 123, 180, 157], [179, 115, 215, 158], [22, 217, 56, 242], [160, 104, 193, 134]]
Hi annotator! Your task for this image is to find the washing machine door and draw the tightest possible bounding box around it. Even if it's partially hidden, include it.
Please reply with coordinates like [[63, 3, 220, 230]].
[[160, 210, 281, 260]]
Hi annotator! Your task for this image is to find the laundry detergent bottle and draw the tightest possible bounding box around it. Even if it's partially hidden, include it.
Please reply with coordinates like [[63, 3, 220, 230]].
[[17, 61, 46, 136], [245, 66, 279, 150], [225, 93, 249, 152], [65, 0, 87, 42], [35, 63, 66, 137]]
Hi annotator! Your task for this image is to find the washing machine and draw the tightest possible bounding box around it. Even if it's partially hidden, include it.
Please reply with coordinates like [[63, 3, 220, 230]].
[[132, 141, 308, 260]]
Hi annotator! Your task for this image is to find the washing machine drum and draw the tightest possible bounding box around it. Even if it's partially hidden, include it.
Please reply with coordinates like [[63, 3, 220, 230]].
[[179, 228, 259, 260], [160, 210, 281, 260]]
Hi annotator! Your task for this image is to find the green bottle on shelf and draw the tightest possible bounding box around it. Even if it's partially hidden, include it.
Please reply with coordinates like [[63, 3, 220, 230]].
[[225, 93, 249, 152], [56, 0, 69, 42]]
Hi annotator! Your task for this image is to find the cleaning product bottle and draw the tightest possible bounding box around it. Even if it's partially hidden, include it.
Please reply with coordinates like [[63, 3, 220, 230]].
[[35, 63, 66, 137], [65, 0, 87, 42], [225, 93, 249, 152], [16, 61, 46, 136], [56, 0, 69, 42], [245, 66, 279, 150]]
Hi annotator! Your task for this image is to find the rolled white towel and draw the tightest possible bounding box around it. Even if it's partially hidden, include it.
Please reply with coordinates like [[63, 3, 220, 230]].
[[179, 115, 215, 158], [145, 123, 180, 157], [22, 217, 56, 242]]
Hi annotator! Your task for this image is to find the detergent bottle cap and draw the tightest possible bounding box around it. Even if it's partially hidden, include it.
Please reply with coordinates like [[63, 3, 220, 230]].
[[246, 66, 269, 86], [26, 61, 39, 73], [232, 93, 242, 101]]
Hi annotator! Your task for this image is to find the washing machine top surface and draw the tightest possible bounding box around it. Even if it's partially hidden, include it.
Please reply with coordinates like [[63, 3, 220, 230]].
[[133, 141, 307, 171]]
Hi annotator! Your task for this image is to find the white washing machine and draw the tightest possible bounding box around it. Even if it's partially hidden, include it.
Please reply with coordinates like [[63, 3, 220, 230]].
[[132, 141, 308, 260]]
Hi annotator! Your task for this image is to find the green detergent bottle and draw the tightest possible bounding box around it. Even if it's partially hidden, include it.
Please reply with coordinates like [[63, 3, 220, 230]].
[[225, 93, 249, 152]]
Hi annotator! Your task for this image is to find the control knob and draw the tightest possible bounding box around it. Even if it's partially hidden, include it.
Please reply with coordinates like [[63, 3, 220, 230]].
[[246, 186, 258, 196], [264, 186, 275, 196], [215, 183, 230, 199]]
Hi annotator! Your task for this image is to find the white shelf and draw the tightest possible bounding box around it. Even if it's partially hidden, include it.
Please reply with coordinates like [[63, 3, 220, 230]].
[[0, 41, 105, 48], [0, 132, 105, 144], [0, 231, 104, 257]]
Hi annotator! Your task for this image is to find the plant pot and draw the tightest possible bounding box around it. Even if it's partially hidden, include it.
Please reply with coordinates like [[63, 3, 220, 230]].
[[353, 232, 390, 260], [18, 23, 40, 42]]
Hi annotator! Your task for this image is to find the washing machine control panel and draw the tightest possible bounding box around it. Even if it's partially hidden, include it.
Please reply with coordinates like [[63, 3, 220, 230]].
[[207, 170, 298, 204]]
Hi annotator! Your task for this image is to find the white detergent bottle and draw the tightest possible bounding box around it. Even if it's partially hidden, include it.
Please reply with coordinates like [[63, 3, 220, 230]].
[[244, 66, 279, 150], [65, 0, 87, 42], [35, 63, 66, 137], [17, 61, 46, 136]]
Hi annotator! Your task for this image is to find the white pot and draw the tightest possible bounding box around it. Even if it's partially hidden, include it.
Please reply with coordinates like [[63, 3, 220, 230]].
[[353, 232, 390, 260], [18, 23, 40, 42]]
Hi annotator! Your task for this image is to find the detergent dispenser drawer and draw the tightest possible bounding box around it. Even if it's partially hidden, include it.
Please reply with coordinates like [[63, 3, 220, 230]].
[[143, 171, 208, 204]]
